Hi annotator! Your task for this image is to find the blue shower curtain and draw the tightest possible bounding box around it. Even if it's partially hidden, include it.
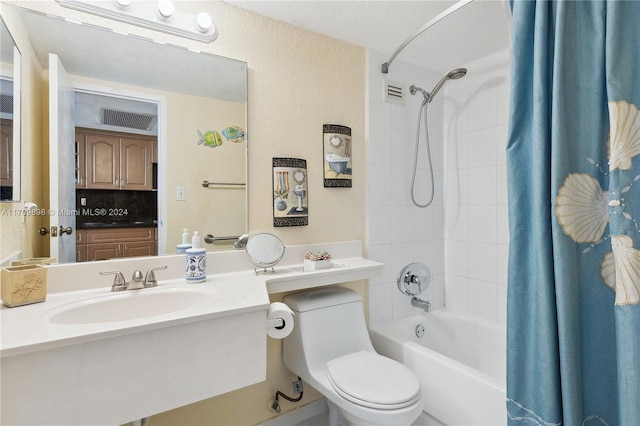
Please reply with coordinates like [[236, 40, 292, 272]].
[[507, 1, 640, 425]]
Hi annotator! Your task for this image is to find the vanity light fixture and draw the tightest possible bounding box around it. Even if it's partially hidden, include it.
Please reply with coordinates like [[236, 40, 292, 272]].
[[56, 0, 217, 43]]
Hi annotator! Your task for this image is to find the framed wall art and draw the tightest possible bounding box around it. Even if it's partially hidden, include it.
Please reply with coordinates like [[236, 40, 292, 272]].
[[323, 124, 352, 188], [273, 157, 308, 227]]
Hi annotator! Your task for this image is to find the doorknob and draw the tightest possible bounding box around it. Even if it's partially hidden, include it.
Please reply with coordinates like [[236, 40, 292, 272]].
[[60, 226, 73, 235], [39, 227, 49, 236]]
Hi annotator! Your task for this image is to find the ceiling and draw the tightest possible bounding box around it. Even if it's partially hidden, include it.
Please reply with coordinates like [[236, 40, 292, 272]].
[[226, 0, 511, 74]]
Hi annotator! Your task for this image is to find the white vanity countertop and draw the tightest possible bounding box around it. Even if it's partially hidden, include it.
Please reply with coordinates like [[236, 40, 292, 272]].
[[0, 277, 270, 358], [1, 241, 383, 358]]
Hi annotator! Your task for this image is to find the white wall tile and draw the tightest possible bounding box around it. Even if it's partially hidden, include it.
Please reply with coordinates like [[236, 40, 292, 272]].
[[468, 205, 497, 244], [412, 207, 433, 242], [496, 203, 510, 245], [391, 127, 411, 167], [445, 274, 469, 314], [468, 242, 497, 283], [497, 284, 508, 325], [497, 244, 509, 285], [445, 204, 468, 241], [368, 164, 392, 206], [445, 240, 469, 276], [367, 243, 393, 285], [369, 282, 394, 327], [392, 205, 414, 243], [468, 166, 497, 205], [496, 164, 508, 205], [368, 204, 392, 245], [468, 127, 498, 168], [468, 279, 498, 322], [369, 124, 393, 166]]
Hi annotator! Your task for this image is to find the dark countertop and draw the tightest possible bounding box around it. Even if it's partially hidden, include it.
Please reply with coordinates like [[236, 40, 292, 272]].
[[77, 221, 157, 230]]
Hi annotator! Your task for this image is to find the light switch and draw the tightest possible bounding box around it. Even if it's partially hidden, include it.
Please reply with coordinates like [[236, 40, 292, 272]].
[[176, 186, 186, 201]]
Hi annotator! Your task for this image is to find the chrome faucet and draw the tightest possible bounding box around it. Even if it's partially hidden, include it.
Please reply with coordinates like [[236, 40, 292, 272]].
[[233, 234, 249, 250], [411, 296, 431, 313], [101, 266, 167, 292]]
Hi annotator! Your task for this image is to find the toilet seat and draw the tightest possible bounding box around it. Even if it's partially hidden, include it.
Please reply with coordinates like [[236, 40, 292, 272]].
[[326, 351, 421, 410]]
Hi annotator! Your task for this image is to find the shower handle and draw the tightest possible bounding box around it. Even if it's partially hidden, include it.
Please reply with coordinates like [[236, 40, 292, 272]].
[[397, 263, 431, 296]]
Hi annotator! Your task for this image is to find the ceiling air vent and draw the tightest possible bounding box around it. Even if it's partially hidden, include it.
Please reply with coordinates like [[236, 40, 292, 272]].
[[0, 94, 13, 114], [384, 79, 404, 105], [101, 108, 157, 131]]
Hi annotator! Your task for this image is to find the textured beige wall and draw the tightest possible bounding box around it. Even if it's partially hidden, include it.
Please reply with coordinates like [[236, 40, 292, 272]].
[[3, 1, 367, 425], [164, 95, 246, 252]]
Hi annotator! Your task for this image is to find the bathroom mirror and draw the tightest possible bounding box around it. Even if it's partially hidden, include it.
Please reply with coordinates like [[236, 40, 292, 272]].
[[4, 4, 247, 262], [245, 233, 286, 274], [0, 16, 22, 202]]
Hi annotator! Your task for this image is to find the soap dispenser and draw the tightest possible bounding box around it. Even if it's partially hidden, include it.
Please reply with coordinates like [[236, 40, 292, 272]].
[[185, 231, 206, 283], [177, 228, 191, 254]]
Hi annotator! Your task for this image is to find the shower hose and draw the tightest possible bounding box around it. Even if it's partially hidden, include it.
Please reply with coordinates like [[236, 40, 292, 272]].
[[411, 100, 435, 208]]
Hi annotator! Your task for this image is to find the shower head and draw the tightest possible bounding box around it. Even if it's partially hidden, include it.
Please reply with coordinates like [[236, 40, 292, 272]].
[[447, 67, 467, 80], [410, 67, 468, 104]]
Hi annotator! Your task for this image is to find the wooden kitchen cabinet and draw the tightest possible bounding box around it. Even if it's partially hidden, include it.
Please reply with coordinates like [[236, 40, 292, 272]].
[[76, 229, 88, 262], [120, 137, 153, 190], [79, 227, 156, 262], [77, 128, 154, 190]]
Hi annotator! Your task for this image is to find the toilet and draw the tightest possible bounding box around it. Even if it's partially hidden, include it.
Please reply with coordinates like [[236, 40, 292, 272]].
[[283, 287, 424, 426]]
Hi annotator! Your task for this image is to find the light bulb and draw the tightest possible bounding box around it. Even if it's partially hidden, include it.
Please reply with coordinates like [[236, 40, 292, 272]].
[[157, 0, 174, 18], [196, 12, 212, 32]]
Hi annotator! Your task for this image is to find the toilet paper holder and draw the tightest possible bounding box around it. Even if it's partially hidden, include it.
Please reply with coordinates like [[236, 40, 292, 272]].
[[266, 318, 285, 329]]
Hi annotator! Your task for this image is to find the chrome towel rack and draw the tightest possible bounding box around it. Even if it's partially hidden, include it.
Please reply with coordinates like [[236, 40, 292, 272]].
[[202, 180, 246, 188], [204, 234, 240, 244]]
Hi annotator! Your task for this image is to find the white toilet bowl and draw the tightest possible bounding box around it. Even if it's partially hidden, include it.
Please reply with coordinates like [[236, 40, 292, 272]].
[[283, 287, 424, 426]]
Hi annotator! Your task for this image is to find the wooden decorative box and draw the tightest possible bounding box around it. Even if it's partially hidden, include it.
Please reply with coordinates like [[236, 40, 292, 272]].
[[12, 257, 57, 266], [1, 265, 47, 307]]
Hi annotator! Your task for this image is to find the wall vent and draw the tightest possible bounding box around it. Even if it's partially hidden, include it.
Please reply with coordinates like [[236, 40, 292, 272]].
[[0, 94, 13, 114], [384, 80, 404, 105], [101, 108, 157, 131]]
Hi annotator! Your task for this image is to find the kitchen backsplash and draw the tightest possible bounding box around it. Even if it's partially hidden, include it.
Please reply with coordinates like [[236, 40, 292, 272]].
[[75, 189, 157, 225]]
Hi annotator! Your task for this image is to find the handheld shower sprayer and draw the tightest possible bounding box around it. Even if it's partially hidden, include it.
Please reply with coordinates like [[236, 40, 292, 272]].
[[410, 67, 467, 105], [409, 67, 467, 208]]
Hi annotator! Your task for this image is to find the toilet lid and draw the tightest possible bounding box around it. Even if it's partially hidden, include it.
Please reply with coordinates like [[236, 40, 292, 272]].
[[326, 351, 421, 409]]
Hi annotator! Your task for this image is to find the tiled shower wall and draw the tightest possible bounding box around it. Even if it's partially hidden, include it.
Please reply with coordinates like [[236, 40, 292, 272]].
[[367, 49, 510, 326]]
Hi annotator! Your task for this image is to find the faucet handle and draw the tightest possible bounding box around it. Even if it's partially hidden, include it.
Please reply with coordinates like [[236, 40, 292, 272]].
[[144, 265, 167, 288], [100, 271, 126, 292]]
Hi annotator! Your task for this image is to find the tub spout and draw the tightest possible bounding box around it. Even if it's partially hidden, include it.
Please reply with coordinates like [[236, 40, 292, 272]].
[[411, 297, 431, 312]]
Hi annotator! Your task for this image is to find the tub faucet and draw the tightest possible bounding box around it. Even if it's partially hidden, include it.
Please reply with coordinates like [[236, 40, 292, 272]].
[[411, 297, 431, 313]]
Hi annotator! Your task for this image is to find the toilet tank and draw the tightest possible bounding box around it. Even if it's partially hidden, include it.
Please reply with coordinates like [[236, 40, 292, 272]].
[[283, 287, 375, 375]]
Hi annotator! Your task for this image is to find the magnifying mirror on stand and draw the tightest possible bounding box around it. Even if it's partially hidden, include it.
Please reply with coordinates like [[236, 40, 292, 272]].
[[245, 233, 285, 275]]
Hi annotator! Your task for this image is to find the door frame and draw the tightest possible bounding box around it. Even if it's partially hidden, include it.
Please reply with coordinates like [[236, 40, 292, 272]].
[[73, 82, 167, 256]]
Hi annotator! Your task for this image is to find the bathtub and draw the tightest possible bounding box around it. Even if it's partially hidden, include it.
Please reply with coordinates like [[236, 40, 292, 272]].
[[369, 311, 506, 426]]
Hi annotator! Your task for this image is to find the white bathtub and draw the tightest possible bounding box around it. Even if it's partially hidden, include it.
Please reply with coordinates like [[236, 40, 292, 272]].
[[369, 311, 506, 426]]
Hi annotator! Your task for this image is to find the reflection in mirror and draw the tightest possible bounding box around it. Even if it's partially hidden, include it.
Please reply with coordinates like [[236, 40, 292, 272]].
[[0, 16, 21, 202], [5, 4, 247, 263]]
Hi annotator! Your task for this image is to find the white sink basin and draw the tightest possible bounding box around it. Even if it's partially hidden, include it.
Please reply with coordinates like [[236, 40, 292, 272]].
[[46, 287, 216, 325]]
